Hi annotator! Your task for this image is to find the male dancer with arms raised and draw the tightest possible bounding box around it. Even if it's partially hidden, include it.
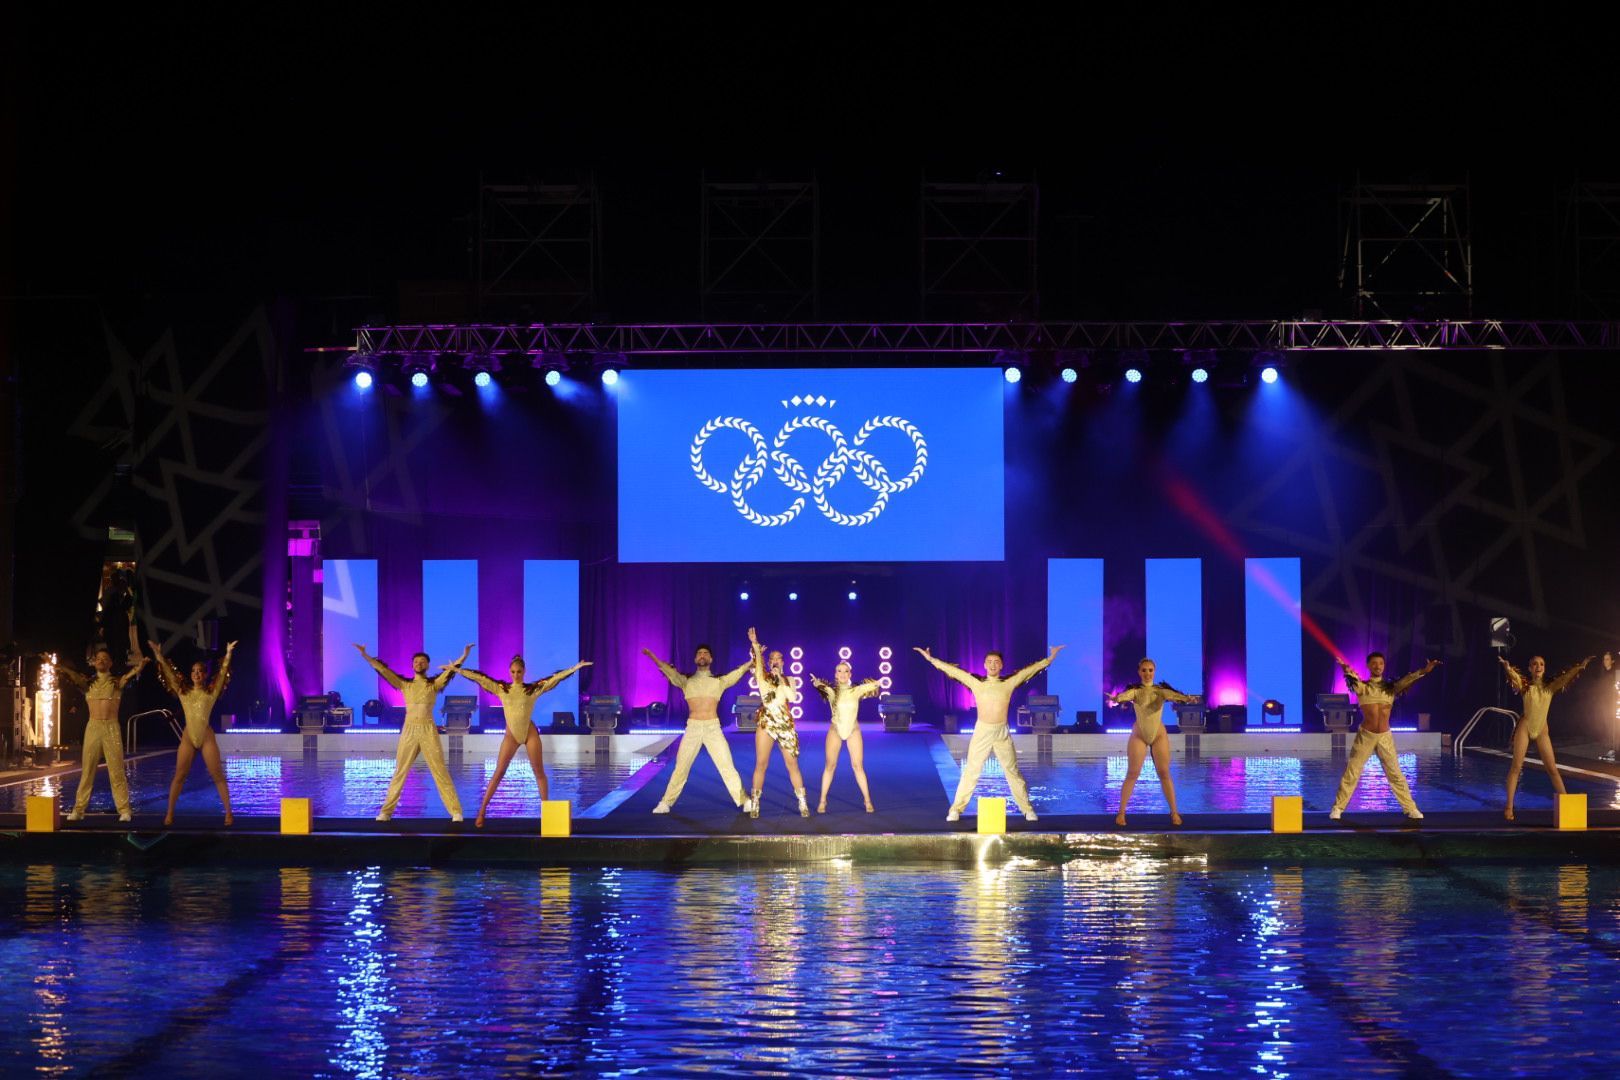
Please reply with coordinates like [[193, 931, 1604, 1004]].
[[59, 644, 149, 822], [644, 643, 757, 815], [1330, 651, 1441, 821], [915, 644, 1064, 822], [356, 642, 473, 822]]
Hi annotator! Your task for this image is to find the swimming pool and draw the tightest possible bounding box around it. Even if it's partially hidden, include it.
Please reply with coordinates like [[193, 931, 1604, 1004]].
[[3, 860, 1618, 1076]]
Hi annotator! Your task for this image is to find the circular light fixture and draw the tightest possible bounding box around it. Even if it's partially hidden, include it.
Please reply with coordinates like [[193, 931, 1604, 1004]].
[[473, 371, 492, 388], [879, 661, 892, 675], [790, 646, 803, 660], [410, 371, 430, 389], [1124, 368, 1143, 385], [1261, 366, 1279, 384], [1190, 368, 1209, 384], [739, 591, 749, 601], [353, 371, 374, 390], [878, 646, 892, 660], [848, 591, 858, 601], [601, 369, 620, 387], [1003, 367, 1022, 384], [1061, 367, 1078, 384], [788, 592, 798, 601], [544, 369, 562, 387], [838, 647, 852, 660]]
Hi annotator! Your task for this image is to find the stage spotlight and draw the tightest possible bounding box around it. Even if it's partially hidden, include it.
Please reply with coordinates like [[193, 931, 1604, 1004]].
[[1261, 366, 1279, 384], [1061, 367, 1078, 384], [1003, 366, 1022, 384], [1124, 367, 1143, 384], [473, 371, 492, 388], [1190, 367, 1209, 384], [739, 591, 749, 601], [545, 369, 562, 387], [410, 371, 430, 389], [601, 368, 620, 387], [353, 370, 374, 390], [789, 591, 798, 601], [848, 591, 858, 601]]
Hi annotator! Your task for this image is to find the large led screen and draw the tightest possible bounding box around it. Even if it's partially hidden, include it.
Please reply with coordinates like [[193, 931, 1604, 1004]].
[[618, 368, 1005, 562]]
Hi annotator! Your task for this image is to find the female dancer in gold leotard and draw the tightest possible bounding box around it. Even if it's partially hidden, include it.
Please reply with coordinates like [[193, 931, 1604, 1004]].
[[811, 662, 881, 813], [1105, 658, 1201, 827], [460, 655, 591, 827], [1499, 653, 1593, 821], [151, 639, 236, 826]]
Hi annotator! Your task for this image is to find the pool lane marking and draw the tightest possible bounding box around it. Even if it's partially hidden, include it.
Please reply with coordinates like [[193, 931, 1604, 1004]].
[[1435, 866, 1620, 964], [1465, 747, 1620, 786], [1195, 877, 1462, 1079]]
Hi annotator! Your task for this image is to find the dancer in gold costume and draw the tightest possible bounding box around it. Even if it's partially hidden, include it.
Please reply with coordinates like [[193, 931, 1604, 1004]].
[[916, 644, 1064, 823], [356, 642, 472, 822], [1105, 659, 1201, 827], [1499, 653, 1593, 821], [747, 626, 809, 818], [459, 655, 591, 826], [811, 663, 881, 813], [59, 645, 149, 822], [151, 638, 236, 826], [1329, 652, 1440, 821]]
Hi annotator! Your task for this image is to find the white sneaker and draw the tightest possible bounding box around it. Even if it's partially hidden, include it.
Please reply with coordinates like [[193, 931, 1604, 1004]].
[[118, 811, 132, 823], [1025, 810, 1039, 823], [1405, 809, 1424, 820], [451, 813, 464, 823], [374, 812, 391, 822], [945, 810, 961, 822], [652, 802, 672, 815], [1328, 807, 1342, 820], [66, 810, 83, 822]]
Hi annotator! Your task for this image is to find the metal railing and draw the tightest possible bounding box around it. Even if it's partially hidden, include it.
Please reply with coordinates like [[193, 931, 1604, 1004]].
[[1455, 706, 1520, 755], [125, 708, 179, 754]]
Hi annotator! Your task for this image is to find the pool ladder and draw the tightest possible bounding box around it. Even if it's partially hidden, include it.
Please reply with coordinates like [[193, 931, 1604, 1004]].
[[126, 708, 181, 754], [1455, 706, 1520, 755]]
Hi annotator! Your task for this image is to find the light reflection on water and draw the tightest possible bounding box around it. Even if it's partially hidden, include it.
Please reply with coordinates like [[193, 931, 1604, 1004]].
[[5, 862, 1620, 1076]]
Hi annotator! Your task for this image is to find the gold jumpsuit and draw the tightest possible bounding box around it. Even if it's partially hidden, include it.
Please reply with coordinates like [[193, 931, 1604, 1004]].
[[752, 643, 801, 758], [1501, 660, 1588, 740], [1331, 664, 1428, 816], [368, 656, 465, 819], [459, 666, 579, 742], [813, 677, 881, 740], [153, 651, 232, 748], [651, 657, 754, 807], [1112, 683, 1199, 743], [925, 654, 1053, 817], [59, 665, 143, 817]]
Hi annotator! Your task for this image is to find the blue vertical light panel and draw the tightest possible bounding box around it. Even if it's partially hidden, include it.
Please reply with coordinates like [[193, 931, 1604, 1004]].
[[524, 561, 581, 710], [1146, 558, 1204, 726], [322, 558, 378, 721], [1246, 557, 1303, 727], [423, 560, 479, 681], [1046, 559, 1104, 722]]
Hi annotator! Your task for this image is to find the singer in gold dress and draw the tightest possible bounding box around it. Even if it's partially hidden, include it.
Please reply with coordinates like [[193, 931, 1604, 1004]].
[[747, 626, 809, 818]]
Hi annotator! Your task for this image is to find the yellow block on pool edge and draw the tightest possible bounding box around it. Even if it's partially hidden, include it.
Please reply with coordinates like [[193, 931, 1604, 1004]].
[[976, 797, 1007, 834], [1271, 795, 1303, 834], [1555, 793, 1587, 831], [280, 798, 312, 835], [541, 800, 573, 837], [26, 796, 61, 833]]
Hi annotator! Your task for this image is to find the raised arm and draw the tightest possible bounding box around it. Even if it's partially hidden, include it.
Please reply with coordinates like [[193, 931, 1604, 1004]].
[[717, 658, 753, 690], [1106, 684, 1141, 705], [459, 667, 505, 694], [211, 641, 237, 697], [1008, 646, 1064, 689], [854, 677, 882, 700], [531, 660, 591, 695], [1337, 659, 1366, 694], [1498, 655, 1527, 695], [148, 642, 185, 697], [913, 646, 974, 688], [1390, 659, 1442, 698], [117, 652, 149, 689], [54, 661, 90, 691], [431, 643, 475, 689], [1157, 682, 1202, 705], [642, 647, 688, 689], [810, 675, 835, 703], [356, 644, 406, 690], [1546, 656, 1595, 695]]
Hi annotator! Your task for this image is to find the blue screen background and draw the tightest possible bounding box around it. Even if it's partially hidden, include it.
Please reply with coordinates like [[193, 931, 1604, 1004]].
[[617, 368, 1005, 562]]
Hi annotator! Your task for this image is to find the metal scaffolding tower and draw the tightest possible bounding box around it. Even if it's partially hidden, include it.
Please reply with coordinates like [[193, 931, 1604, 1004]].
[[476, 176, 603, 319], [1339, 175, 1473, 318], [920, 176, 1039, 320], [701, 175, 819, 320], [1559, 179, 1620, 318]]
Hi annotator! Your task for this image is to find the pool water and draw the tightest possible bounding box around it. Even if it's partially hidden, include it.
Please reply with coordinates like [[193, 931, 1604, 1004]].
[[4, 860, 1620, 1076]]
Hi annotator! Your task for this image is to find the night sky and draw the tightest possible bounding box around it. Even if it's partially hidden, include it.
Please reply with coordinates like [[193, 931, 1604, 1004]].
[[11, 7, 1616, 329]]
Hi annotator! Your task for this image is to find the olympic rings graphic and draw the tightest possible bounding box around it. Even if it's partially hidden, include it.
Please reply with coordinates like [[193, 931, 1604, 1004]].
[[689, 415, 929, 527]]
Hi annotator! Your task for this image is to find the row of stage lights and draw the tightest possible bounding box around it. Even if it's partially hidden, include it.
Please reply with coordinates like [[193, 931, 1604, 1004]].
[[746, 645, 897, 718], [1003, 350, 1283, 388], [345, 350, 1283, 392], [739, 589, 859, 601]]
